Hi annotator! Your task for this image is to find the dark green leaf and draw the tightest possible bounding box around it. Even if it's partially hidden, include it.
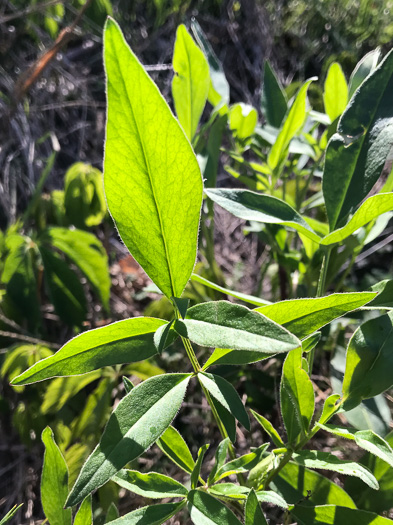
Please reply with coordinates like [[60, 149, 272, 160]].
[[154, 321, 174, 355], [157, 425, 195, 474], [205, 188, 320, 243], [113, 469, 188, 498], [41, 427, 72, 525], [342, 312, 393, 410], [302, 332, 321, 353], [368, 279, 393, 309], [12, 317, 166, 385], [104, 18, 202, 299], [293, 450, 378, 489], [172, 297, 189, 319], [105, 502, 119, 523], [214, 444, 269, 483], [123, 376, 135, 393], [104, 502, 185, 525], [245, 489, 268, 525], [261, 61, 287, 128], [198, 372, 250, 430], [191, 444, 209, 489], [291, 504, 393, 524], [208, 438, 230, 486], [187, 490, 242, 525], [250, 409, 284, 447], [66, 373, 191, 507], [211, 397, 237, 443]]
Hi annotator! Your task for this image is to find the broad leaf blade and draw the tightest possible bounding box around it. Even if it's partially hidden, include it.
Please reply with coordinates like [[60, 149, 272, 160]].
[[342, 312, 393, 410], [157, 425, 195, 474], [172, 24, 210, 140], [11, 317, 166, 385], [104, 18, 202, 298], [293, 450, 379, 489], [323, 48, 393, 230], [245, 489, 268, 525], [368, 279, 393, 309], [113, 469, 187, 498], [323, 62, 348, 122], [291, 504, 393, 525], [66, 373, 191, 506], [321, 193, 393, 245], [261, 61, 287, 128], [256, 292, 376, 339], [176, 300, 301, 355], [104, 502, 185, 525], [349, 48, 381, 98], [41, 427, 72, 525], [198, 372, 250, 430], [205, 188, 320, 243], [187, 489, 243, 525], [280, 348, 315, 444]]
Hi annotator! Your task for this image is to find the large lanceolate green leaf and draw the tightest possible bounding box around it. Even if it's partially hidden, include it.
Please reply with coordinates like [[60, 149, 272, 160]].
[[323, 62, 348, 122], [103, 18, 202, 298], [291, 505, 393, 525], [205, 189, 320, 243], [321, 193, 393, 245], [323, 48, 393, 230], [187, 490, 243, 525], [45, 227, 110, 310], [41, 427, 72, 525], [280, 348, 314, 444], [104, 502, 185, 525], [261, 61, 287, 128], [174, 301, 300, 360], [113, 470, 188, 498], [11, 317, 166, 385], [268, 78, 315, 170], [293, 450, 378, 489], [256, 292, 376, 339], [270, 461, 356, 508], [172, 24, 210, 140], [342, 312, 393, 410], [66, 373, 191, 507]]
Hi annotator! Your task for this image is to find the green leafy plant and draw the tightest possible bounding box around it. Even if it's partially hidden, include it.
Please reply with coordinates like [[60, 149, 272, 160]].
[[12, 17, 393, 524]]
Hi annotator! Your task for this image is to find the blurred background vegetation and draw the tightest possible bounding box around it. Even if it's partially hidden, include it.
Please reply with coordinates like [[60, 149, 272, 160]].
[[1, 0, 393, 523]]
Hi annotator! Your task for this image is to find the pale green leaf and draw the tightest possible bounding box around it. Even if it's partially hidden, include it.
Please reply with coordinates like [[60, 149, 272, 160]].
[[268, 78, 315, 170], [280, 348, 315, 444], [191, 444, 209, 489], [41, 427, 72, 525], [291, 504, 393, 525], [208, 438, 230, 486], [0, 505, 23, 525], [198, 372, 250, 430], [323, 62, 348, 122], [11, 317, 166, 385], [349, 48, 381, 99], [302, 332, 321, 353], [293, 450, 379, 489], [66, 373, 191, 507], [157, 425, 195, 474], [256, 292, 376, 339], [205, 188, 320, 243], [113, 469, 187, 498], [342, 312, 393, 410], [321, 193, 393, 245], [229, 103, 258, 140], [250, 409, 284, 447], [104, 502, 185, 525], [261, 61, 287, 128], [214, 444, 269, 483], [74, 496, 92, 525], [187, 490, 242, 525], [172, 24, 210, 140], [103, 18, 202, 298]]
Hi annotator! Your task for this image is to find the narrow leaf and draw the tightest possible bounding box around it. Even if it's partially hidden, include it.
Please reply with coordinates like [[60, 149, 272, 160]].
[[176, 301, 301, 356], [245, 489, 268, 525], [212, 397, 237, 443], [302, 332, 321, 353], [157, 425, 195, 474], [214, 444, 269, 483], [256, 292, 376, 339], [323, 62, 348, 122], [104, 18, 203, 298], [105, 502, 185, 525], [280, 348, 315, 444], [198, 372, 250, 430], [191, 444, 209, 489], [342, 312, 393, 410], [12, 317, 166, 385], [261, 61, 287, 128], [292, 504, 393, 525], [208, 438, 230, 486], [66, 373, 191, 507], [0, 505, 23, 525], [205, 188, 320, 243], [172, 24, 210, 140], [113, 469, 188, 498], [321, 193, 393, 245], [268, 78, 315, 170], [250, 409, 284, 447], [187, 490, 243, 525], [105, 503, 119, 523], [41, 427, 72, 525], [293, 450, 379, 489]]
